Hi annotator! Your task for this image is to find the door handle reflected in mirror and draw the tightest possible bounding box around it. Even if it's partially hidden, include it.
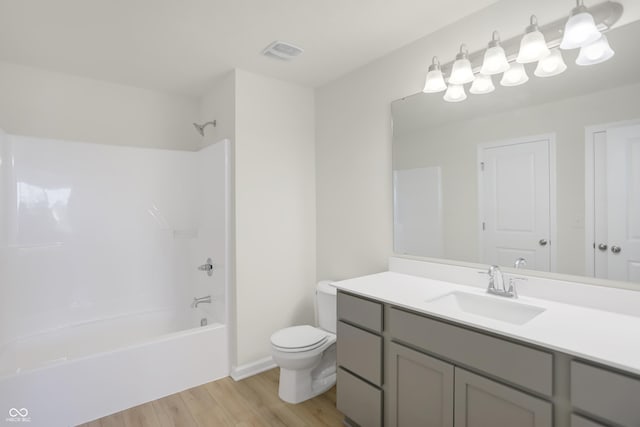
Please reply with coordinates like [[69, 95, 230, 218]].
[[611, 246, 622, 254], [598, 243, 608, 251], [539, 239, 548, 246]]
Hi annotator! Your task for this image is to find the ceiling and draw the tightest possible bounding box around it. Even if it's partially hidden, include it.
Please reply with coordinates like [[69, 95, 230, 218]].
[[0, 0, 500, 97]]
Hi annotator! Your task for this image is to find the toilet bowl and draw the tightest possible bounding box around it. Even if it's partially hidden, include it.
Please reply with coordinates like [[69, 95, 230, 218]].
[[270, 281, 337, 404]]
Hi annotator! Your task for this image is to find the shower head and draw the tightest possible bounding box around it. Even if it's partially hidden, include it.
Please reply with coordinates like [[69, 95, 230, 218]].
[[193, 120, 217, 136]]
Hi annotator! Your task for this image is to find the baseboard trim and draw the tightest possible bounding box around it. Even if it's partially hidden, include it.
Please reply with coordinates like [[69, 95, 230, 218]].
[[230, 356, 277, 381]]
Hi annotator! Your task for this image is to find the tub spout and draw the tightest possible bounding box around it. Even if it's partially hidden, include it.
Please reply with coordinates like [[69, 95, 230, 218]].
[[191, 295, 212, 308]]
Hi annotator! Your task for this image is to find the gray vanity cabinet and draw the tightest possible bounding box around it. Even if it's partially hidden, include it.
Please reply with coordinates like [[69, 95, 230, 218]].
[[388, 342, 454, 427], [336, 291, 384, 427], [454, 368, 552, 427], [571, 415, 608, 427], [336, 290, 639, 427], [570, 361, 640, 427]]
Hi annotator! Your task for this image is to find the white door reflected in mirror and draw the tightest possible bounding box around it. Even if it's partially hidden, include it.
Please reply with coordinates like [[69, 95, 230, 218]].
[[478, 136, 554, 272]]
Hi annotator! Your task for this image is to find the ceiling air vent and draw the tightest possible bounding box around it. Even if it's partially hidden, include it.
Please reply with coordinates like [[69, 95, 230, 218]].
[[262, 41, 304, 61]]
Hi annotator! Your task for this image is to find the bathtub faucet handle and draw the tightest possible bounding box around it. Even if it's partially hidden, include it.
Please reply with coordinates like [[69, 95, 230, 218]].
[[198, 258, 215, 276]]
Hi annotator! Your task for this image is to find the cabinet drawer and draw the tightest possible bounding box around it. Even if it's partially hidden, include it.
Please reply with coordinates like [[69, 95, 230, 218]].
[[571, 414, 608, 427], [571, 361, 640, 427], [337, 321, 382, 386], [337, 367, 382, 427], [389, 307, 553, 396], [337, 291, 383, 333]]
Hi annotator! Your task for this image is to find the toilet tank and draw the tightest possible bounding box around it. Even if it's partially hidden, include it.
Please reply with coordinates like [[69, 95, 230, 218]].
[[316, 281, 337, 334]]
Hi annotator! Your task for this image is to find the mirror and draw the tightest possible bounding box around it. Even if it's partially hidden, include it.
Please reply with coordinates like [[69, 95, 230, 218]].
[[392, 20, 640, 284]]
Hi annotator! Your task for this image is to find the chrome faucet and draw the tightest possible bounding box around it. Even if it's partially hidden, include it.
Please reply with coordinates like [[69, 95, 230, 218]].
[[191, 295, 212, 308], [479, 265, 519, 298], [514, 257, 527, 269]]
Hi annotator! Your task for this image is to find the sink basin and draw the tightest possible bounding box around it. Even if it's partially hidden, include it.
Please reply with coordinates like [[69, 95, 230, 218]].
[[425, 291, 546, 325]]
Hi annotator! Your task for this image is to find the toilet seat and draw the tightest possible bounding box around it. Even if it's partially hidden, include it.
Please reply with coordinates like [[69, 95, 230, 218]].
[[271, 325, 328, 353]]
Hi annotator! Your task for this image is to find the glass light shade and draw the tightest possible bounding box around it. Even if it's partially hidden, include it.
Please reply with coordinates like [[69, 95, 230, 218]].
[[560, 6, 601, 50], [480, 46, 510, 75], [500, 62, 529, 87], [576, 34, 615, 65], [443, 84, 467, 102], [534, 48, 568, 77], [422, 57, 447, 94], [517, 31, 550, 63], [469, 74, 495, 95], [449, 58, 474, 85]]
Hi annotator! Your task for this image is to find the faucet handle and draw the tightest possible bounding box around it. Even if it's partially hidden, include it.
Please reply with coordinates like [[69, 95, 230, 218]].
[[507, 276, 527, 298]]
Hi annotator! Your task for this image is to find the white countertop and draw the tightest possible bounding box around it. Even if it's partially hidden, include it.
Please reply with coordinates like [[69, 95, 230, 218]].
[[334, 271, 640, 376]]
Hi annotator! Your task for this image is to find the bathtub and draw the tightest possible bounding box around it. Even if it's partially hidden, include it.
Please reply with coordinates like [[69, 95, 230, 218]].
[[0, 310, 229, 427]]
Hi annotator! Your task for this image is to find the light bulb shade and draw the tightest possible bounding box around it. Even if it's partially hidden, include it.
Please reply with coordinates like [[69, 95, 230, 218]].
[[469, 74, 495, 94], [560, 8, 601, 50], [576, 34, 615, 65], [517, 30, 551, 63], [480, 45, 510, 75], [535, 48, 568, 77], [423, 69, 447, 93], [443, 84, 467, 102], [449, 58, 475, 85], [500, 62, 529, 87]]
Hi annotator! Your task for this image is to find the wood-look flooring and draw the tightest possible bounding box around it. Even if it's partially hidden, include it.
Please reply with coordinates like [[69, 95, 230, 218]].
[[79, 368, 344, 427]]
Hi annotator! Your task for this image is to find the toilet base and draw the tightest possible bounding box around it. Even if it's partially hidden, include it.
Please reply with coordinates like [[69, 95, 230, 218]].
[[278, 366, 336, 404]]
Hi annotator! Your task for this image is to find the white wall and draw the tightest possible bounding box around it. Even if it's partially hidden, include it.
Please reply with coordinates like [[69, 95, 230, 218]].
[[315, 0, 639, 281], [234, 69, 316, 367], [0, 61, 200, 150], [199, 72, 236, 148]]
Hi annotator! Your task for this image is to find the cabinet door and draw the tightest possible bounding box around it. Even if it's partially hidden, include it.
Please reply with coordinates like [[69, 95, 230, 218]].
[[388, 342, 454, 427], [454, 368, 552, 427]]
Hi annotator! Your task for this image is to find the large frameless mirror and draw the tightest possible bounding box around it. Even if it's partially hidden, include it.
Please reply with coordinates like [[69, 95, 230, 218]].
[[392, 19, 640, 285]]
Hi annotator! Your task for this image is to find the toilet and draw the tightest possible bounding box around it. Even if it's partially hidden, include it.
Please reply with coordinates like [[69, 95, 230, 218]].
[[270, 281, 337, 404]]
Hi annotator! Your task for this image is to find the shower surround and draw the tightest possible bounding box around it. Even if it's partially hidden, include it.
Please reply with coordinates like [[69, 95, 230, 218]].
[[0, 130, 231, 426]]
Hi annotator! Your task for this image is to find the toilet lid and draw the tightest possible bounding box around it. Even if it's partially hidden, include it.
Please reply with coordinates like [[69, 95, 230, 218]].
[[271, 325, 328, 351]]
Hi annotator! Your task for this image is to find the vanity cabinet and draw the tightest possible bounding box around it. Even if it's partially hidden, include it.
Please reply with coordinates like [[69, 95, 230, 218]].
[[388, 342, 454, 427], [336, 291, 384, 427], [454, 367, 552, 427], [387, 307, 551, 427], [336, 290, 640, 427], [570, 361, 640, 427], [388, 307, 553, 396], [571, 415, 608, 427]]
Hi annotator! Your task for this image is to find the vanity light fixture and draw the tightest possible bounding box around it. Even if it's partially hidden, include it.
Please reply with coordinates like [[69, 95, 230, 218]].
[[560, 0, 602, 49], [443, 84, 467, 102], [576, 34, 615, 65], [534, 48, 568, 77], [423, 57, 448, 93], [422, 1, 622, 104], [480, 31, 510, 75], [469, 74, 495, 94], [517, 16, 551, 63], [501, 62, 529, 87], [449, 45, 475, 85]]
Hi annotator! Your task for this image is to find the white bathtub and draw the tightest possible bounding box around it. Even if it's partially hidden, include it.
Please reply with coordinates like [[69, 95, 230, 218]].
[[0, 310, 229, 427]]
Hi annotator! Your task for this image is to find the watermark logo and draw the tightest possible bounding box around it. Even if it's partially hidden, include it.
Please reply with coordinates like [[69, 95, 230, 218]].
[[6, 408, 30, 423]]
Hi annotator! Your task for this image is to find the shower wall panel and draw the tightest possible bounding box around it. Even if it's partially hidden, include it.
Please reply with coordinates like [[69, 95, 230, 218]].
[[0, 135, 228, 345]]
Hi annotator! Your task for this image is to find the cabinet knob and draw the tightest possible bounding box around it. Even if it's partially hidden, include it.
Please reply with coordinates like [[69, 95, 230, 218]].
[[611, 246, 622, 254], [598, 243, 608, 251], [539, 239, 548, 246]]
